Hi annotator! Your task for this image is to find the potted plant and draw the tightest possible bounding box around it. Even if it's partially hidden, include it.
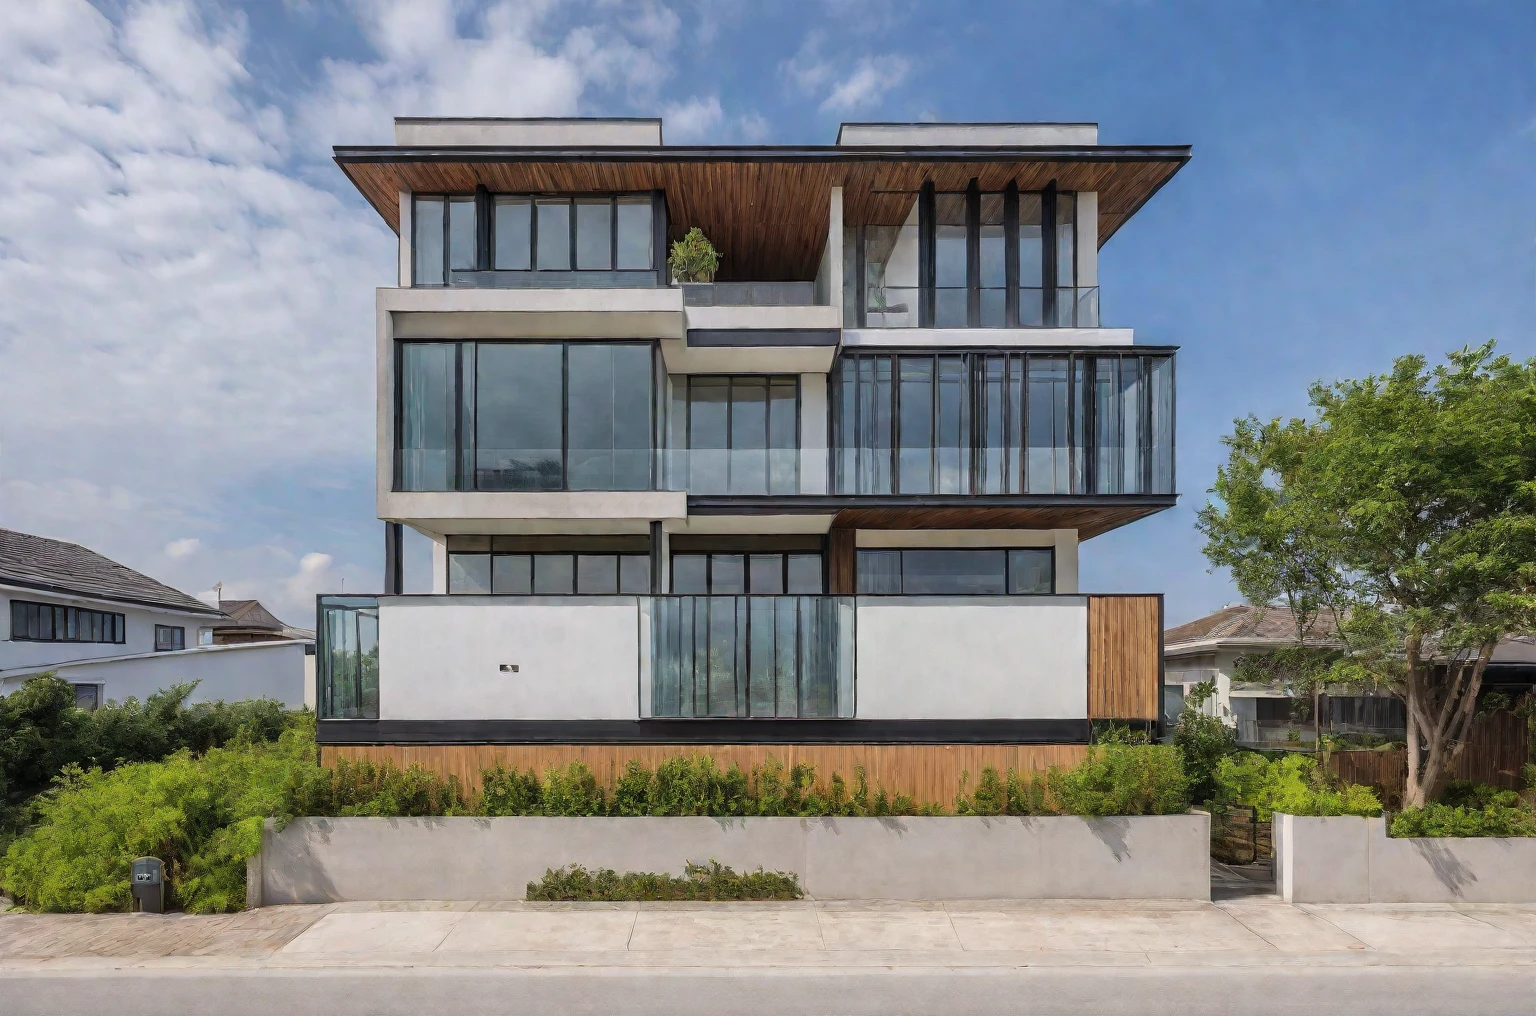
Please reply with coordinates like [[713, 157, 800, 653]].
[[668, 227, 721, 285]]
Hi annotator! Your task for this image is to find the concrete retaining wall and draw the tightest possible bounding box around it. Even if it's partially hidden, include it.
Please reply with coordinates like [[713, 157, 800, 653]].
[[257, 814, 1209, 904], [1275, 813, 1536, 904]]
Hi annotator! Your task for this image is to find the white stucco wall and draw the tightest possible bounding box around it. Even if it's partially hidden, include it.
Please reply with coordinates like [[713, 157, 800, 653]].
[[853, 596, 1088, 719], [0, 588, 219, 674], [800, 373, 829, 494], [378, 596, 641, 720], [0, 642, 309, 709]]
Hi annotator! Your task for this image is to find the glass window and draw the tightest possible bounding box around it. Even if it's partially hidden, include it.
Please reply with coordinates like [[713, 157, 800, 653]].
[[413, 196, 445, 286], [619, 555, 652, 594], [1055, 192, 1076, 289], [73, 684, 99, 711], [534, 554, 575, 594], [448, 197, 476, 272], [786, 553, 823, 594], [448, 553, 492, 593], [9, 601, 125, 643], [493, 554, 532, 594], [536, 199, 570, 270], [398, 343, 458, 491], [576, 554, 618, 594], [979, 193, 1005, 327], [855, 550, 902, 594], [567, 344, 653, 490], [935, 356, 969, 494], [671, 554, 709, 594], [748, 554, 784, 595], [898, 356, 933, 494], [1008, 549, 1054, 593], [934, 193, 968, 328], [861, 198, 920, 328], [1148, 356, 1175, 494], [678, 376, 798, 495], [730, 378, 769, 496], [685, 377, 729, 493], [154, 625, 185, 652], [1018, 193, 1043, 326], [1027, 356, 1072, 494], [493, 197, 531, 270], [615, 197, 654, 270], [318, 596, 379, 719], [902, 549, 1006, 595], [710, 554, 745, 594], [475, 343, 563, 491], [575, 199, 613, 270]]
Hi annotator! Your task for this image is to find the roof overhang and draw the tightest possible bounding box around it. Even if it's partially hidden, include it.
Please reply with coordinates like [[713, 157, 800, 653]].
[[335, 144, 1190, 282], [0, 578, 223, 618]]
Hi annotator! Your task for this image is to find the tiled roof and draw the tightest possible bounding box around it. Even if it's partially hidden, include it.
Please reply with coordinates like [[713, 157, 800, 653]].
[[212, 599, 286, 631], [1164, 603, 1338, 648], [0, 528, 221, 616]]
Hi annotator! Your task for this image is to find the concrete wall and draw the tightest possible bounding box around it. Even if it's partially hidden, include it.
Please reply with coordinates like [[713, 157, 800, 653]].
[[854, 597, 1088, 719], [394, 118, 662, 147], [1275, 813, 1536, 904], [0, 587, 219, 673], [837, 123, 1099, 147], [378, 596, 641, 721], [258, 813, 1209, 904], [0, 641, 308, 709]]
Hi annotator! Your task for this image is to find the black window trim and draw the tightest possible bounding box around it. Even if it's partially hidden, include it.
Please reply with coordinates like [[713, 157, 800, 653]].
[[668, 548, 828, 596], [853, 546, 1057, 596], [9, 599, 127, 645], [154, 624, 186, 652], [851, 182, 1079, 329], [446, 550, 654, 596], [674, 373, 803, 496], [395, 338, 659, 493]]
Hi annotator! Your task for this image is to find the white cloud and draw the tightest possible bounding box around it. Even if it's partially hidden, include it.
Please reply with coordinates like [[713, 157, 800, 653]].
[[820, 54, 910, 113], [662, 95, 723, 142], [0, 0, 691, 614], [780, 32, 835, 96], [164, 537, 201, 558], [279, 551, 342, 614]]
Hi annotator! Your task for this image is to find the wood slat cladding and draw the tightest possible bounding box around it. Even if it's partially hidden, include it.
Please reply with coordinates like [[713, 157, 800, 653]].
[[319, 742, 1090, 807], [831, 503, 1169, 540], [335, 151, 1187, 281], [1087, 594, 1163, 721], [828, 529, 857, 594]]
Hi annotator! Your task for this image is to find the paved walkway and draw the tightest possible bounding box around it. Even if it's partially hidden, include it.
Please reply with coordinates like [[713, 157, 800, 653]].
[[4, 897, 1536, 969]]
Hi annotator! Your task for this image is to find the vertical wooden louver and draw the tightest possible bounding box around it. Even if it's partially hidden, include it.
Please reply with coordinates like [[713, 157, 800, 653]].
[[1086, 594, 1163, 721]]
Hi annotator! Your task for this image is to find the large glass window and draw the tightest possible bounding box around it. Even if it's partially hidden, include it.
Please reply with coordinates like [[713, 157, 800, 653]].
[[397, 341, 655, 491], [412, 195, 475, 286], [416, 192, 656, 282], [848, 188, 1094, 328], [671, 551, 823, 595], [832, 351, 1173, 495], [447, 537, 651, 595], [10, 600, 126, 644], [493, 197, 531, 270], [672, 375, 798, 494], [318, 596, 379, 720], [615, 196, 655, 270], [855, 548, 1053, 595]]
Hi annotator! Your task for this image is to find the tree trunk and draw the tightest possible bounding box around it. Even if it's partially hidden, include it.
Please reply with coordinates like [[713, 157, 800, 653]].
[[1403, 646, 1492, 808]]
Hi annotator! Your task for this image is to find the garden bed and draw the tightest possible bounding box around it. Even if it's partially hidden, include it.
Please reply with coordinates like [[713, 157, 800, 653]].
[[253, 813, 1211, 904]]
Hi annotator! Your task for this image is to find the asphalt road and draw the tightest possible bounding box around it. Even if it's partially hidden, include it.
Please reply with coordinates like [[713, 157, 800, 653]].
[[5, 965, 1531, 1016]]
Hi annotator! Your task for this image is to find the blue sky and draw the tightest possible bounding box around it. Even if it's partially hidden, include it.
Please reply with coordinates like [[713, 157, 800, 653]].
[[1, 0, 1532, 625]]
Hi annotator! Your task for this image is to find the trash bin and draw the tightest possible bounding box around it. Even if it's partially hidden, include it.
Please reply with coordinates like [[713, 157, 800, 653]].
[[131, 857, 164, 914]]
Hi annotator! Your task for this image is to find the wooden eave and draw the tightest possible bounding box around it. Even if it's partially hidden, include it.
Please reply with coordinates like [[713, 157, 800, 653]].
[[334, 144, 1190, 282], [684, 495, 1178, 540]]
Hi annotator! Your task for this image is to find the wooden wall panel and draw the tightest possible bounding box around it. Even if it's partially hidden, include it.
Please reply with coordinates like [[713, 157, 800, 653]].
[[1087, 594, 1163, 721], [827, 528, 857, 594], [320, 743, 1089, 808]]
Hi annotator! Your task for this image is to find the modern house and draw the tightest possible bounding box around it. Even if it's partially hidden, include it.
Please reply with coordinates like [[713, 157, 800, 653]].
[[1163, 604, 1407, 745], [0, 528, 311, 710], [317, 117, 1187, 795]]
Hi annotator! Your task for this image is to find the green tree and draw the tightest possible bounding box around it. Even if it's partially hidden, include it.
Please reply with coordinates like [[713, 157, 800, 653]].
[[1198, 343, 1536, 807]]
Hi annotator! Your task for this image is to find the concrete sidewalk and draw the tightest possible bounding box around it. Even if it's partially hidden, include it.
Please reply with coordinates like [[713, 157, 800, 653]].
[[6, 899, 1536, 1015], [4, 896, 1536, 968]]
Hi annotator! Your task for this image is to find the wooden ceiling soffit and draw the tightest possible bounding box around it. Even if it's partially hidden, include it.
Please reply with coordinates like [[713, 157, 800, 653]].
[[335, 150, 1188, 282]]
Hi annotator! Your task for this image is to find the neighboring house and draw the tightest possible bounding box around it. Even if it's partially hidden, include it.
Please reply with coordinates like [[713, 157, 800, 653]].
[[201, 599, 315, 647], [1164, 604, 1405, 745], [0, 528, 311, 710], [315, 116, 1188, 787]]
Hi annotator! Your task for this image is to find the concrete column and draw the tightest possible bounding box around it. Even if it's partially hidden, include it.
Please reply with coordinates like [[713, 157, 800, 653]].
[[800, 373, 829, 494], [1053, 530, 1080, 593], [397, 191, 412, 287]]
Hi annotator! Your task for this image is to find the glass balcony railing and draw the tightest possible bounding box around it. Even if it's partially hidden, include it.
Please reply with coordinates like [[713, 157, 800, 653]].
[[317, 596, 379, 720], [681, 281, 820, 307], [649, 596, 854, 718]]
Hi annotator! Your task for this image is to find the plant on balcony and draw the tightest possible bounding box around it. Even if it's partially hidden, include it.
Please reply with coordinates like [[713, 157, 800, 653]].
[[667, 227, 721, 282]]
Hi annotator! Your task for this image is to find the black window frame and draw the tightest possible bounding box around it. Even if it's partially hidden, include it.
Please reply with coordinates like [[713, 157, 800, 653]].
[[395, 339, 660, 493], [9, 600, 126, 644], [445, 536, 653, 596], [413, 191, 664, 287], [669, 549, 827, 596], [830, 348, 1175, 496], [672, 374, 802, 495], [849, 182, 1083, 329], [854, 547, 1056, 595], [154, 624, 185, 652]]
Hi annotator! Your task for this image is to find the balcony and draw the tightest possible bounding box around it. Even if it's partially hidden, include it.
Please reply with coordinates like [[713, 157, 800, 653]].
[[681, 282, 818, 307]]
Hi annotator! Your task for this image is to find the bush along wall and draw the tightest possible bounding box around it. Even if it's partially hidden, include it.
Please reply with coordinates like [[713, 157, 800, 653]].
[[527, 861, 802, 902]]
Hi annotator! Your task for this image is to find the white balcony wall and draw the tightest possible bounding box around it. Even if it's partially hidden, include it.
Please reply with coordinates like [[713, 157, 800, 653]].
[[854, 597, 1088, 720], [378, 596, 642, 721]]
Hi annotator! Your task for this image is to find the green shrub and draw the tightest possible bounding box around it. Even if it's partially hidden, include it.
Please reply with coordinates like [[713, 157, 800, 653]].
[[0, 723, 315, 913], [477, 765, 542, 816], [527, 861, 801, 902], [1170, 682, 1237, 805], [1391, 801, 1536, 838], [283, 756, 467, 818], [1048, 744, 1190, 817], [1214, 751, 1381, 819], [539, 762, 605, 817]]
